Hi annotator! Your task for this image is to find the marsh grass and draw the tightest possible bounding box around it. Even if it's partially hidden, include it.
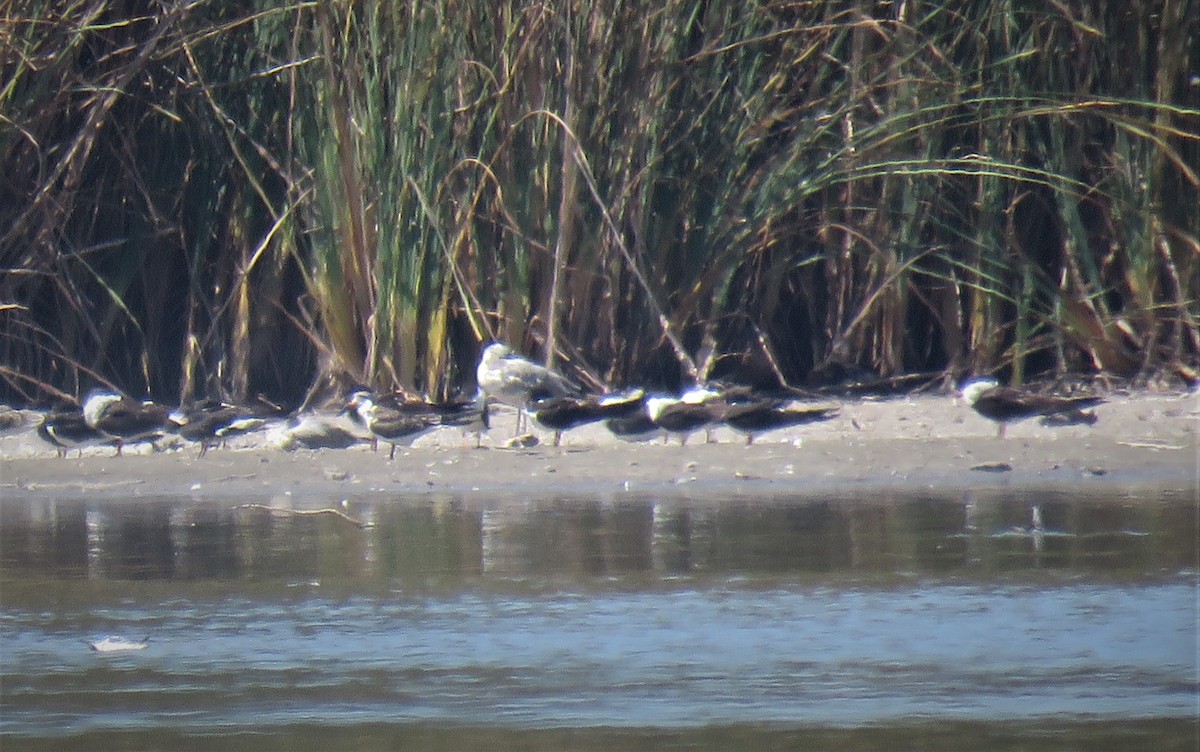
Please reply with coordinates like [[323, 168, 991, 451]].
[[1, 0, 1196, 406]]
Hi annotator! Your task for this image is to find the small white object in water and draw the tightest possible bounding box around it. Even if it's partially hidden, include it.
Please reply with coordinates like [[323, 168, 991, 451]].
[[87, 636, 149, 653]]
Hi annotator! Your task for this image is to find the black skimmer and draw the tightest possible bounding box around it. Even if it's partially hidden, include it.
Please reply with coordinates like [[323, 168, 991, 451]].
[[169, 401, 269, 456], [644, 387, 724, 446], [37, 409, 112, 457], [721, 396, 840, 445], [960, 378, 1104, 438], [426, 391, 489, 447], [346, 390, 444, 458], [604, 408, 661, 443], [476, 343, 582, 433], [531, 388, 645, 446], [81, 390, 170, 455]]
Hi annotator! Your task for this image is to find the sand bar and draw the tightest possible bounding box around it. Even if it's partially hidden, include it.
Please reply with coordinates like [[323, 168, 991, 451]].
[[1, 391, 1195, 503]]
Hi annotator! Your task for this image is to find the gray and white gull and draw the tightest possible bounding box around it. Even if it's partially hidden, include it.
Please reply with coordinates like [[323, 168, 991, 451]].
[[476, 343, 582, 434]]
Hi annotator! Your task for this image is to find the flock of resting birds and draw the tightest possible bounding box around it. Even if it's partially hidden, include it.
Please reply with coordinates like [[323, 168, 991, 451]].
[[8, 342, 1107, 459]]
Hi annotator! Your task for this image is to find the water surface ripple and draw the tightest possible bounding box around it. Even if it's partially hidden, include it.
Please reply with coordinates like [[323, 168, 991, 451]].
[[1, 490, 1195, 749]]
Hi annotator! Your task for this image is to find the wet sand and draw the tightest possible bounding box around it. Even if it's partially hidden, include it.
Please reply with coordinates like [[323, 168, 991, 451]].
[[1, 391, 1196, 502]]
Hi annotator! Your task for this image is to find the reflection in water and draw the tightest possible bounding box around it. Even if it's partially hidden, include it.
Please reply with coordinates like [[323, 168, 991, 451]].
[[1, 492, 1190, 585], [0, 490, 1195, 750]]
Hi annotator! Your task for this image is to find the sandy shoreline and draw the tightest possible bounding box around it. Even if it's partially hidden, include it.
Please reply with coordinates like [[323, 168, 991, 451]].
[[1, 391, 1196, 503]]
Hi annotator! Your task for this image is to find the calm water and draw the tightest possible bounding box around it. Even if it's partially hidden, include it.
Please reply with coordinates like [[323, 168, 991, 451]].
[[0, 489, 1196, 750]]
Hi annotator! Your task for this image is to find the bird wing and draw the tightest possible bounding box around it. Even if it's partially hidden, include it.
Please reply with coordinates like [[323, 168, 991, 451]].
[[497, 357, 580, 397], [370, 403, 442, 436], [975, 386, 1103, 419], [1002, 387, 1101, 411]]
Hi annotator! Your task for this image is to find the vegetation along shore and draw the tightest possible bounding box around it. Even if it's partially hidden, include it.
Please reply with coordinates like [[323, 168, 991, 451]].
[[1, 3, 1196, 412]]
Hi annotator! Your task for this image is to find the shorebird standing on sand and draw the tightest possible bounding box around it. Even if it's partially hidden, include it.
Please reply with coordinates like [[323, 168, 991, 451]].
[[960, 378, 1104, 439], [476, 343, 582, 434], [531, 388, 645, 446], [169, 401, 269, 457], [345, 390, 443, 459], [428, 390, 490, 448], [82, 389, 170, 455], [721, 396, 841, 446], [604, 407, 661, 443], [38, 409, 111, 457], [643, 386, 725, 446]]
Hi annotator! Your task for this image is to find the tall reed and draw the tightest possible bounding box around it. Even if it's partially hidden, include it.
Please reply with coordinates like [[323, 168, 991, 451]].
[[1, 0, 1195, 407]]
